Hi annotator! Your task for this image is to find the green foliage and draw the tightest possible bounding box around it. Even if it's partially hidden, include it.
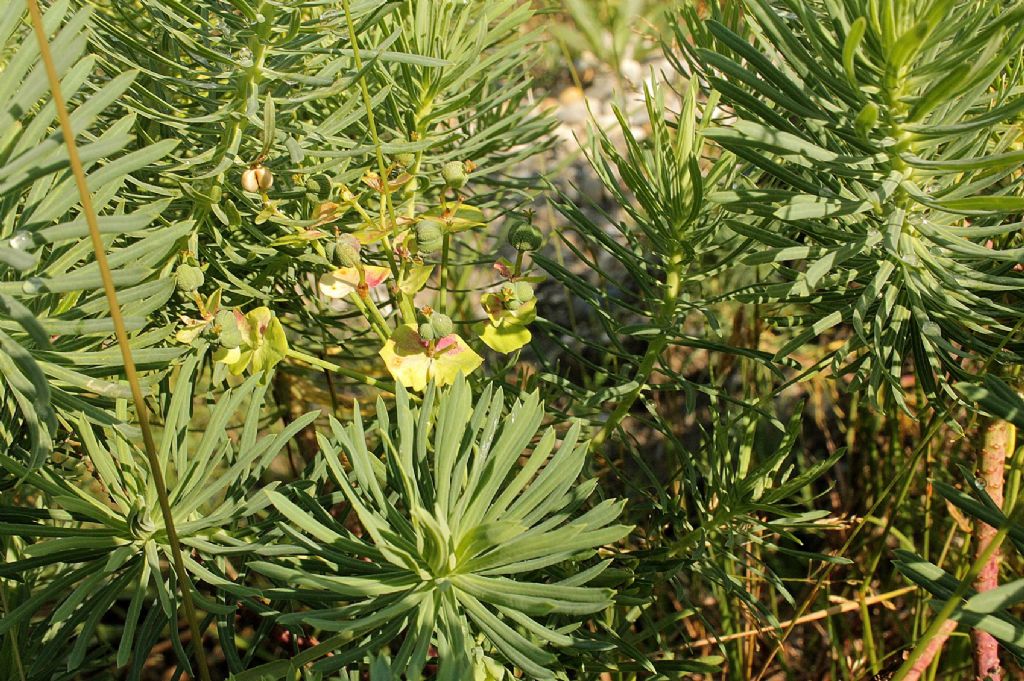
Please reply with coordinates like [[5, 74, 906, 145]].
[[8, 0, 1024, 678], [249, 376, 631, 679], [0, 352, 311, 678], [682, 0, 1024, 410], [534, 80, 753, 425], [0, 0, 182, 469], [87, 0, 553, 310]]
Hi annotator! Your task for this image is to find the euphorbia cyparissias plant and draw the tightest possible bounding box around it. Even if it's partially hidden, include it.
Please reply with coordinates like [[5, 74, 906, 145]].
[[249, 376, 632, 679]]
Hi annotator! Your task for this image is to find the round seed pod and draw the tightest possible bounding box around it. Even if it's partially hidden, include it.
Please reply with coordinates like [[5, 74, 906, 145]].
[[21, 277, 43, 295], [241, 168, 260, 193], [175, 264, 205, 293], [441, 160, 468, 189], [333, 234, 361, 268], [418, 322, 436, 342], [416, 220, 444, 254], [305, 173, 333, 201], [242, 165, 274, 193], [429, 311, 454, 338], [396, 153, 415, 168], [506, 223, 542, 252], [215, 309, 242, 349], [254, 166, 274, 190], [8, 231, 33, 250]]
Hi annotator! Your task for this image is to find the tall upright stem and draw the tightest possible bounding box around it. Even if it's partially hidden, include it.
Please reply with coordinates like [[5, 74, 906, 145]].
[[341, 0, 415, 325], [973, 418, 1013, 681], [25, 3, 212, 680]]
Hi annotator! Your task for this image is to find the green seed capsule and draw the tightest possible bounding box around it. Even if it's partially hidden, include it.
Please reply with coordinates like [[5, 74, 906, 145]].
[[334, 234, 361, 268], [306, 173, 333, 201], [416, 220, 444, 254], [176, 264, 205, 293], [430, 311, 454, 338], [513, 281, 535, 302], [506, 223, 542, 252], [418, 322, 436, 342], [396, 153, 416, 168], [441, 160, 468, 189]]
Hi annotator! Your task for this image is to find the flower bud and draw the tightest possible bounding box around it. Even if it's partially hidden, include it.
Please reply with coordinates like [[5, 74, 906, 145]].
[[416, 220, 444, 254], [429, 311, 454, 338], [506, 223, 542, 252], [334, 234, 361, 268], [441, 160, 468, 189], [175, 264, 205, 293], [418, 322, 436, 342], [855, 102, 879, 139], [215, 309, 242, 349], [513, 281, 535, 302]]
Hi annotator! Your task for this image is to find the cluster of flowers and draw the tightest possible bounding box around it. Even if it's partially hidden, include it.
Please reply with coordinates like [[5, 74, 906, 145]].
[[174, 158, 543, 390]]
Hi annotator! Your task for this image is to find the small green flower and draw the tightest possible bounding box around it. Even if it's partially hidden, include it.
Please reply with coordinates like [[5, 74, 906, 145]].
[[217, 307, 289, 382], [214, 309, 242, 349], [476, 287, 536, 354]]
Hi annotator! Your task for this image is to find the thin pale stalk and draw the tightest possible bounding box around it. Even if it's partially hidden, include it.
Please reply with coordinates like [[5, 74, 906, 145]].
[[24, 3, 212, 680], [286, 348, 396, 393], [893, 504, 1023, 681], [972, 419, 1013, 680]]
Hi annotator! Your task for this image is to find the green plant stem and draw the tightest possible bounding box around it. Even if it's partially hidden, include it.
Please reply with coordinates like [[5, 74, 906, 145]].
[[591, 250, 683, 449], [341, 0, 414, 325], [25, 3, 213, 681], [286, 348, 394, 393], [439, 233, 450, 314], [346, 292, 390, 342], [196, 0, 272, 227], [0, 579, 26, 681]]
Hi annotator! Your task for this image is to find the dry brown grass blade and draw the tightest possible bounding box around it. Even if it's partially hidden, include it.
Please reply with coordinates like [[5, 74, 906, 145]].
[[25, 2, 213, 679]]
